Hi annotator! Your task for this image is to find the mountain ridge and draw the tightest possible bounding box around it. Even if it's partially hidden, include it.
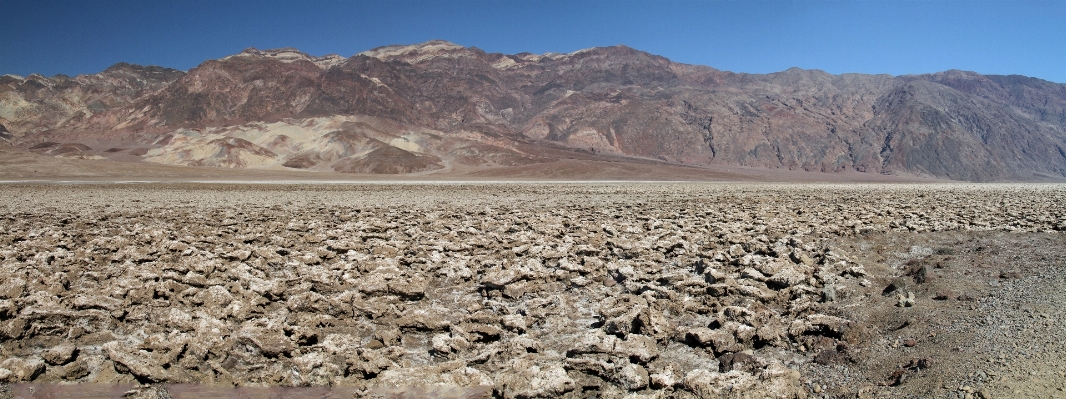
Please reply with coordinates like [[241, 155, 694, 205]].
[[2, 41, 1065, 181]]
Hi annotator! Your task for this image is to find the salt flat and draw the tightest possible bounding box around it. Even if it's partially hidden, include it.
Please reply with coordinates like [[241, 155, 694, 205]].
[[1, 183, 1064, 398]]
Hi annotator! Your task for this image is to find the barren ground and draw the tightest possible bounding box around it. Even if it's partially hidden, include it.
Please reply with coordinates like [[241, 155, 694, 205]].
[[0, 145, 938, 183], [0, 183, 1064, 399]]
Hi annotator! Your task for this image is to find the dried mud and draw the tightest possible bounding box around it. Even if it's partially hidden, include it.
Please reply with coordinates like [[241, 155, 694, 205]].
[[0, 183, 1064, 399]]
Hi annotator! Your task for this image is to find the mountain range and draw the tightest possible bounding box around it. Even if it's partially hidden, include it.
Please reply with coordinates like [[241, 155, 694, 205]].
[[2, 40, 1065, 181]]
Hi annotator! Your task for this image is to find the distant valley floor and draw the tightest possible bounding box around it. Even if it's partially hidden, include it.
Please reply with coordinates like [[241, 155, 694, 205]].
[[0, 146, 948, 183]]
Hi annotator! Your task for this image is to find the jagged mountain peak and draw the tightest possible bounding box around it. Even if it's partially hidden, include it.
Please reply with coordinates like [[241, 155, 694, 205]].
[[929, 69, 985, 79], [357, 40, 476, 63], [544, 44, 655, 60], [4, 41, 1066, 181], [103, 62, 144, 72], [224, 47, 309, 59], [221, 47, 347, 69], [101, 62, 186, 82], [494, 45, 666, 72], [312, 54, 347, 69]]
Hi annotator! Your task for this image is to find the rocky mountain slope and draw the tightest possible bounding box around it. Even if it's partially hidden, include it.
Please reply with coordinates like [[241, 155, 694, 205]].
[[3, 40, 1065, 181], [0, 63, 184, 141]]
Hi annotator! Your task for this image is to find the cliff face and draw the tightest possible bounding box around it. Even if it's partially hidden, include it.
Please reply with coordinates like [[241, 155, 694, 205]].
[[4, 41, 1065, 180]]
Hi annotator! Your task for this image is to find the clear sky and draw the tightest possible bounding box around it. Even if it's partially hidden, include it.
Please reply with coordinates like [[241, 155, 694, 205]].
[[2, 0, 1064, 83]]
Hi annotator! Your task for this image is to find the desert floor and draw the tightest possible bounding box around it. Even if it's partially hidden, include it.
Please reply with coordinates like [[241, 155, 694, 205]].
[[1, 183, 1064, 399], [0, 144, 944, 184]]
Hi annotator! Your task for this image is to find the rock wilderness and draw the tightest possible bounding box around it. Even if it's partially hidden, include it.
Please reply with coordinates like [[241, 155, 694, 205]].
[[2, 40, 1066, 181]]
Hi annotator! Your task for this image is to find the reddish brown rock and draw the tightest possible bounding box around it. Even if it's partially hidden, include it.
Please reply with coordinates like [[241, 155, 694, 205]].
[[5, 41, 1066, 181]]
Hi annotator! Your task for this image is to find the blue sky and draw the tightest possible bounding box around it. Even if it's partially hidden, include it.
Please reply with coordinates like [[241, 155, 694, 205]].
[[2, 0, 1064, 83]]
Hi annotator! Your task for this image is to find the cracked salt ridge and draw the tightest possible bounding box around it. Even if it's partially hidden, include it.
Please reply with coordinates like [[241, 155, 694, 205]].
[[4, 383, 370, 398], [0, 180, 698, 184], [0, 184, 1063, 398]]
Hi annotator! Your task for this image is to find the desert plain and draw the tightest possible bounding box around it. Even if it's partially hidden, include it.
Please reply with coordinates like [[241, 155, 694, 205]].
[[0, 182, 1064, 399]]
